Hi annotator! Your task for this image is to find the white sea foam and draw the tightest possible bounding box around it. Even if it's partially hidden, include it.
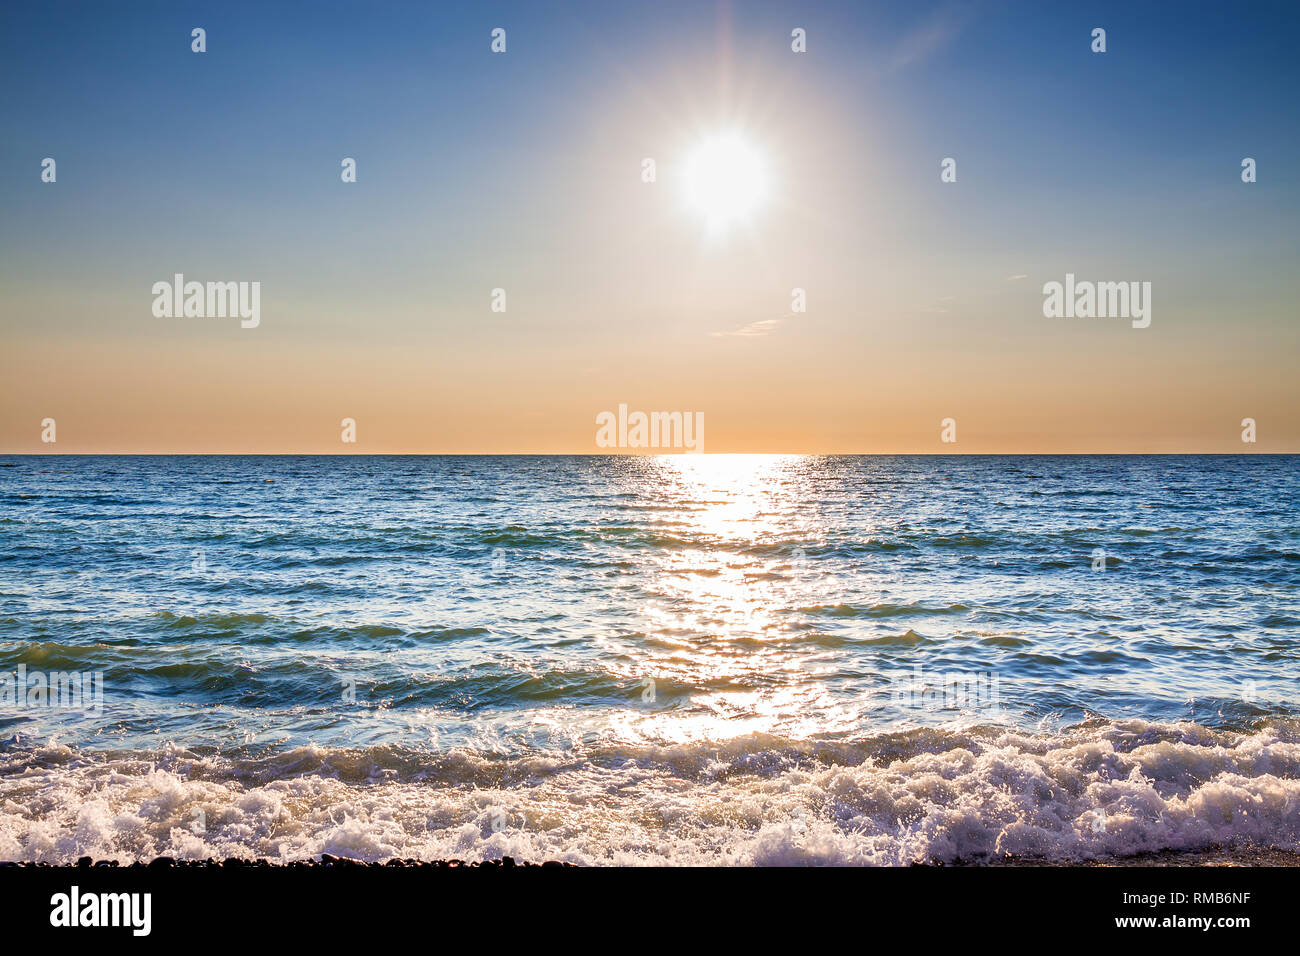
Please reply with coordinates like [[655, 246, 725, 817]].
[[1, 719, 1297, 865]]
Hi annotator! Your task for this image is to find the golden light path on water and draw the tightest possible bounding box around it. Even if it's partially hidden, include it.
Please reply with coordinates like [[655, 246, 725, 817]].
[[596, 454, 870, 748]]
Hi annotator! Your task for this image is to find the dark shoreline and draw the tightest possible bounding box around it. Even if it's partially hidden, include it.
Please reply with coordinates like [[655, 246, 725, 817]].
[[980, 846, 1300, 867], [4, 846, 1298, 868]]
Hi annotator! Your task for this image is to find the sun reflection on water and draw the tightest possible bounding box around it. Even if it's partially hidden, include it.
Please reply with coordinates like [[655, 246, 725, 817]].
[[610, 455, 846, 746]]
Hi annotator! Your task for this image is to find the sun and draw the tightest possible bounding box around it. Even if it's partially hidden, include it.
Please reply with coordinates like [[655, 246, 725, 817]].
[[681, 133, 769, 232]]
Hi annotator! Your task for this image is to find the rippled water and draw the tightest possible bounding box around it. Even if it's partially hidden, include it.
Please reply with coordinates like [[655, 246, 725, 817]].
[[1, 455, 1297, 864]]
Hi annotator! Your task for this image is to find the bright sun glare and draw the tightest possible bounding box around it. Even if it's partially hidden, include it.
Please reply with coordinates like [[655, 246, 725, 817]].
[[682, 133, 768, 231]]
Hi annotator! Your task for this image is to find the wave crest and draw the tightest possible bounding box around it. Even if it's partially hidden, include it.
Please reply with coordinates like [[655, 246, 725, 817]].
[[2, 718, 1297, 865]]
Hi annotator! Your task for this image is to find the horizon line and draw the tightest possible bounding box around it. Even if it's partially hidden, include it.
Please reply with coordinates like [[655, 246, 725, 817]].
[[2, 452, 1295, 459]]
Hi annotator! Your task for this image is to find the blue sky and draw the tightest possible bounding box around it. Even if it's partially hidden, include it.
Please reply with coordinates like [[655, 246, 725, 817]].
[[2, 0, 1298, 452]]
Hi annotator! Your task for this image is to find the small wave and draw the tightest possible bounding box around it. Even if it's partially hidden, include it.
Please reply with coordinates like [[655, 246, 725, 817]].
[[800, 602, 969, 619], [158, 611, 271, 630]]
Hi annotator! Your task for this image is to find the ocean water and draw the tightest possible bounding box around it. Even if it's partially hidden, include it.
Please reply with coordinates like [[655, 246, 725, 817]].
[[1, 454, 1297, 865]]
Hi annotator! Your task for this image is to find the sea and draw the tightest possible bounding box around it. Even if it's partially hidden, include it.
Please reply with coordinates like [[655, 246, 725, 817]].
[[1, 454, 1297, 865]]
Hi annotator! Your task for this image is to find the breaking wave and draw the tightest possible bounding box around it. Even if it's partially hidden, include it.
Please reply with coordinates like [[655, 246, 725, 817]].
[[3, 718, 1297, 866]]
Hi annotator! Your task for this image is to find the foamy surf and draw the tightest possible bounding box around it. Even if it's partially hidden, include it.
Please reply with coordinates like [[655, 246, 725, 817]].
[[3, 718, 1297, 866]]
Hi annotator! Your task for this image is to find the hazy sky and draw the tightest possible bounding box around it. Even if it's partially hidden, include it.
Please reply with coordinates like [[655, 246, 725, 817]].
[[2, 0, 1297, 453]]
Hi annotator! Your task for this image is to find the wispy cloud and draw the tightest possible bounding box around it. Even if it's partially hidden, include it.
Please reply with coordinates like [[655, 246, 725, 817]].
[[886, 2, 977, 72], [712, 317, 785, 338]]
